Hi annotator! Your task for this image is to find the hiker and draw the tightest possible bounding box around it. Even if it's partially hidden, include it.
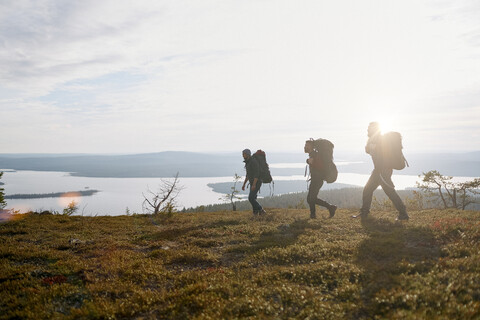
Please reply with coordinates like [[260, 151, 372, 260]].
[[241, 149, 266, 215], [304, 139, 337, 219], [353, 122, 409, 221]]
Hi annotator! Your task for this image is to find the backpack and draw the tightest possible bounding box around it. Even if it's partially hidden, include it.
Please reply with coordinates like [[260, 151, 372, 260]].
[[380, 132, 409, 170], [252, 150, 273, 183], [311, 138, 338, 183]]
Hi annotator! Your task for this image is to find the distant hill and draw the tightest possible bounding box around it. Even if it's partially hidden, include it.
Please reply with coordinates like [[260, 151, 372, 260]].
[[0, 151, 479, 178], [0, 152, 243, 177], [343, 151, 480, 177]]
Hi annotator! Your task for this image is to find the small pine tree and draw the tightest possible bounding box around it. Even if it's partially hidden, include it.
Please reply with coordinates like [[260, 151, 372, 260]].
[[220, 173, 242, 211], [0, 172, 6, 210], [63, 201, 78, 216]]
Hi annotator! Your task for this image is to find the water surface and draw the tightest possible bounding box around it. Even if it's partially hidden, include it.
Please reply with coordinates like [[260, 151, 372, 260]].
[[2, 169, 472, 215]]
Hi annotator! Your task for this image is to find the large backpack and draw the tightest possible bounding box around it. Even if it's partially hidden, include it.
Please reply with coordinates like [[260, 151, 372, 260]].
[[380, 132, 409, 170], [252, 150, 273, 183], [311, 138, 338, 183]]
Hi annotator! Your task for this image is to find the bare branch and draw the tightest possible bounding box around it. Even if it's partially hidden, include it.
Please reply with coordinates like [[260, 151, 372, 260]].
[[417, 170, 480, 210], [142, 172, 183, 215]]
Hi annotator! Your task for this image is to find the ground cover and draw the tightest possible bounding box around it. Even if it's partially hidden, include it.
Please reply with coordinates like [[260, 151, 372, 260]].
[[1, 208, 479, 319]]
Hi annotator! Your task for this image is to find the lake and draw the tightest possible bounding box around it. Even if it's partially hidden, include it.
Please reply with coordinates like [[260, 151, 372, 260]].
[[1, 168, 474, 216]]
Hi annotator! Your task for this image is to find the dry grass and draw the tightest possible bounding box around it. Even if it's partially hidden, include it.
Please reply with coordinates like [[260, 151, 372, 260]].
[[1, 208, 479, 319]]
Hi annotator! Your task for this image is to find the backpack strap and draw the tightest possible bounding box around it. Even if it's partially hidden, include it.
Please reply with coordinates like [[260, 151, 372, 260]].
[[268, 181, 275, 197]]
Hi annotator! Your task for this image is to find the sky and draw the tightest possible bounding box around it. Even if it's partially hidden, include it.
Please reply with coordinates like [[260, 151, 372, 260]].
[[1, 0, 479, 155]]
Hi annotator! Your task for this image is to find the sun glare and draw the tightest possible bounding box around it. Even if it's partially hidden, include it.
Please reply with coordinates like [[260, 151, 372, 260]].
[[376, 118, 394, 134], [58, 192, 81, 207], [362, 98, 402, 134]]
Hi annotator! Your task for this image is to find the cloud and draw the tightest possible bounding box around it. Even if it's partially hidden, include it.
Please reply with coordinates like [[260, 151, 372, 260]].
[[0, 1, 163, 94], [0, 0, 480, 153]]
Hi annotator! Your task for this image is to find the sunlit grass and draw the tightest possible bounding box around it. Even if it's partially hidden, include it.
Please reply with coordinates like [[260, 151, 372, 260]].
[[1, 209, 479, 319]]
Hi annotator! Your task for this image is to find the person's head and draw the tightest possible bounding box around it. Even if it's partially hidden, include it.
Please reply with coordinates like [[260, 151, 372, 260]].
[[242, 148, 251, 160], [367, 122, 381, 138], [304, 140, 314, 153]]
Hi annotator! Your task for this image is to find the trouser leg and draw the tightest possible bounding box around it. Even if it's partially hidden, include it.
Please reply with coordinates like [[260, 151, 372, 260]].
[[361, 170, 381, 214], [248, 182, 263, 213], [307, 177, 332, 217], [379, 169, 407, 214], [307, 179, 321, 217], [316, 198, 333, 208]]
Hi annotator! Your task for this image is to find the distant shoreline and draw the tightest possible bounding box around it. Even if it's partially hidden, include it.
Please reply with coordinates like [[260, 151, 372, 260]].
[[1, 151, 480, 178], [5, 190, 100, 200]]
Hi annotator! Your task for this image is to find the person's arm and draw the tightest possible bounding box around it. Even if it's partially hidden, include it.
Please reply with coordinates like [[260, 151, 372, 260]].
[[366, 136, 379, 155], [308, 152, 322, 170], [251, 177, 258, 191], [242, 175, 248, 191], [250, 159, 260, 190], [365, 141, 375, 154]]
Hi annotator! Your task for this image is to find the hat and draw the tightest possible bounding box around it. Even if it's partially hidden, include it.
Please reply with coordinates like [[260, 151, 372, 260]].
[[242, 149, 251, 156]]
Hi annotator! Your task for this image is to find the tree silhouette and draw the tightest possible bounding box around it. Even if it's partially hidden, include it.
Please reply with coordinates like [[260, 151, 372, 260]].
[[143, 173, 183, 215], [220, 173, 243, 211], [417, 170, 480, 210], [0, 172, 6, 210]]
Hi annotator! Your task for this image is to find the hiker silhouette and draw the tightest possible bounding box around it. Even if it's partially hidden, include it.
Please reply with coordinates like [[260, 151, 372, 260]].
[[353, 122, 409, 221], [241, 149, 266, 216], [304, 139, 337, 219]]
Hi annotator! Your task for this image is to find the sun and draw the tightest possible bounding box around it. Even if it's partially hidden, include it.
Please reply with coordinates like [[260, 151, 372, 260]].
[[376, 117, 394, 134], [362, 98, 402, 134]]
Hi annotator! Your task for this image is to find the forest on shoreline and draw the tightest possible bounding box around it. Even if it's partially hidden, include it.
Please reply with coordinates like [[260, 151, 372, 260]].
[[187, 187, 480, 213], [4, 190, 99, 200]]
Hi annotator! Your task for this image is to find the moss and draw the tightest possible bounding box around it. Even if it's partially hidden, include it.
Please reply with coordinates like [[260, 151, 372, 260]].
[[1, 209, 479, 319]]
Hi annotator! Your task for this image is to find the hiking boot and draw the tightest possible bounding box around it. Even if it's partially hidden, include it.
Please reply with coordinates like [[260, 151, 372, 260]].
[[310, 213, 316, 219], [396, 213, 409, 221], [352, 211, 368, 219], [328, 205, 337, 218], [259, 209, 267, 215]]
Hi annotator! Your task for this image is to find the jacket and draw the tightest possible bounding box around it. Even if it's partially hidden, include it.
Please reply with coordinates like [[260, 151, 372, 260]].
[[365, 134, 384, 169], [244, 156, 260, 184], [308, 151, 325, 179]]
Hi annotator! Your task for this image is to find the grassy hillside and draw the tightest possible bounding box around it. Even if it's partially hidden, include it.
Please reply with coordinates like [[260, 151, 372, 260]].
[[1, 208, 479, 319]]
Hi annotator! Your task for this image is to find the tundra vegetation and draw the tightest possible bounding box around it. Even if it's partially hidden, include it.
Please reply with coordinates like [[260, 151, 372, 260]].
[[1, 169, 480, 318], [1, 207, 480, 319]]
